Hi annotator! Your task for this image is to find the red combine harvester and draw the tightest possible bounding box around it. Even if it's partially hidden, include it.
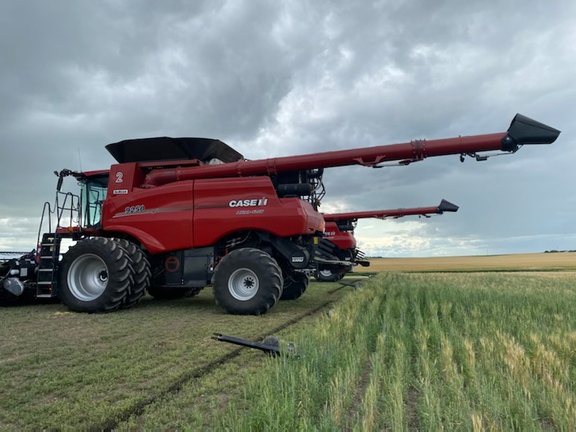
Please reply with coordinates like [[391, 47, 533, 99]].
[[315, 199, 459, 282], [0, 114, 560, 314]]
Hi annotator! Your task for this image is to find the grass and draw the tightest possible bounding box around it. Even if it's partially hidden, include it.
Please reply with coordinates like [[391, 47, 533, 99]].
[[0, 282, 348, 430]]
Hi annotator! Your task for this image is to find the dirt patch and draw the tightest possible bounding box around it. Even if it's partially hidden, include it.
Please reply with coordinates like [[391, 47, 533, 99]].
[[406, 385, 420, 431]]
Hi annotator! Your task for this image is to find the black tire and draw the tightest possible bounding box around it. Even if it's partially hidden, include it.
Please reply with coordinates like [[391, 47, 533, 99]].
[[113, 239, 151, 309], [0, 289, 21, 306], [185, 287, 203, 298], [280, 272, 309, 300], [147, 286, 201, 300], [58, 237, 133, 313], [315, 266, 346, 282], [212, 248, 283, 315]]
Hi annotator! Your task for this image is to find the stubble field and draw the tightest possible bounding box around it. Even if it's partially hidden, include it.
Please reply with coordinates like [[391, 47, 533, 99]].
[[355, 252, 576, 273]]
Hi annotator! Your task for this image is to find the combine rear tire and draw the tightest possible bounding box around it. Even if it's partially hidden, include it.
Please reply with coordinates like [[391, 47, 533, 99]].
[[213, 248, 283, 315], [315, 266, 346, 282], [113, 239, 151, 309], [58, 237, 133, 313], [280, 272, 309, 300]]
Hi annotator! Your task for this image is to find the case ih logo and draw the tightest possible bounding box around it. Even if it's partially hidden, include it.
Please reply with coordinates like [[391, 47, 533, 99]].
[[229, 198, 268, 207]]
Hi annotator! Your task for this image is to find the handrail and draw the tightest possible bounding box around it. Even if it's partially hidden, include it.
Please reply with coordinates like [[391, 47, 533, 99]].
[[55, 191, 80, 229], [35, 190, 81, 249], [36, 201, 54, 247]]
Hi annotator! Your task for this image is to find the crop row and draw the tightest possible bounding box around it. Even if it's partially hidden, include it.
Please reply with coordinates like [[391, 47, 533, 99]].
[[218, 272, 576, 430]]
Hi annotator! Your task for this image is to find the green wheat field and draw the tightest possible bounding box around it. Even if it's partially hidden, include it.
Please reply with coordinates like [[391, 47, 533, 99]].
[[1, 254, 575, 430]]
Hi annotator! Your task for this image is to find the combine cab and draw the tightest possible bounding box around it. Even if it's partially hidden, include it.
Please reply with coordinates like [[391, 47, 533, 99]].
[[0, 114, 560, 314], [315, 200, 459, 282]]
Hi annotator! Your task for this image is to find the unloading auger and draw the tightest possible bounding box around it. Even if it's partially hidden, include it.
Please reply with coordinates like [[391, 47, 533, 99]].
[[314, 200, 459, 282]]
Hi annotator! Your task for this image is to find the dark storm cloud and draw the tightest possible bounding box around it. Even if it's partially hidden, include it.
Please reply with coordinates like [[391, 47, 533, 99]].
[[1, 0, 574, 255]]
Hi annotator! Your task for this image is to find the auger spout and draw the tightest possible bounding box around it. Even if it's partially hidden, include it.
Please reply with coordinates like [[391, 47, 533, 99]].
[[437, 199, 459, 214], [505, 114, 562, 149]]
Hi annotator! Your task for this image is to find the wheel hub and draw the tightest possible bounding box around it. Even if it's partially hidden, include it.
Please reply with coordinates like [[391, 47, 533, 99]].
[[228, 268, 259, 301], [98, 271, 108, 283], [67, 253, 109, 301]]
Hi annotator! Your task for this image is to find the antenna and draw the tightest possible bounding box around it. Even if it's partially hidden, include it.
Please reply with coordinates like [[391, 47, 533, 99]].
[[77, 147, 83, 171]]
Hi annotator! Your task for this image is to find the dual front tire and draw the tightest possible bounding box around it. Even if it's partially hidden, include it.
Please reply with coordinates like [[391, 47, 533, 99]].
[[58, 237, 150, 313]]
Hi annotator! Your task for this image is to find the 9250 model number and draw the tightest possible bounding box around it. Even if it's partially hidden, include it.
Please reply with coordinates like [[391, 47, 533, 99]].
[[125, 205, 145, 214]]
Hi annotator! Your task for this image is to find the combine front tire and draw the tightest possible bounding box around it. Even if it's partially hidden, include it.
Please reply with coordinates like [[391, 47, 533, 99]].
[[58, 237, 133, 313], [280, 272, 309, 300], [213, 248, 283, 315], [113, 239, 151, 309]]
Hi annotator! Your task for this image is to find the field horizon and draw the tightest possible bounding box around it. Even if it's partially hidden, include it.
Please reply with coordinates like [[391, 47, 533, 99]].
[[354, 251, 576, 273]]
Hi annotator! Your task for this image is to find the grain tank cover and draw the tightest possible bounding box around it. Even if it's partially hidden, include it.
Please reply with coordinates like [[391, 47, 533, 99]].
[[105, 137, 244, 164]]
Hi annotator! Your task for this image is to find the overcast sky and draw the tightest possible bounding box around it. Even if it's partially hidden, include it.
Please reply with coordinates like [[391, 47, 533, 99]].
[[1, 0, 575, 257]]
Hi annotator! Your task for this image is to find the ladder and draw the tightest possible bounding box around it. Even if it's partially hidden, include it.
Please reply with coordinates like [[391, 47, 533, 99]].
[[34, 187, 81, 298], [36, 233, 62, 298]]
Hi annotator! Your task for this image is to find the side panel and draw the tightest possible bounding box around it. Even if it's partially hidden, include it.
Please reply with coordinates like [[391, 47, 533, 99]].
[[102, 181, 194, 254], [159, 248, 214, 287], [324, 221, 357, 250], [101, 174, 323, 253], [193, 177, 320, 247], [106, 163, 144, 195]]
